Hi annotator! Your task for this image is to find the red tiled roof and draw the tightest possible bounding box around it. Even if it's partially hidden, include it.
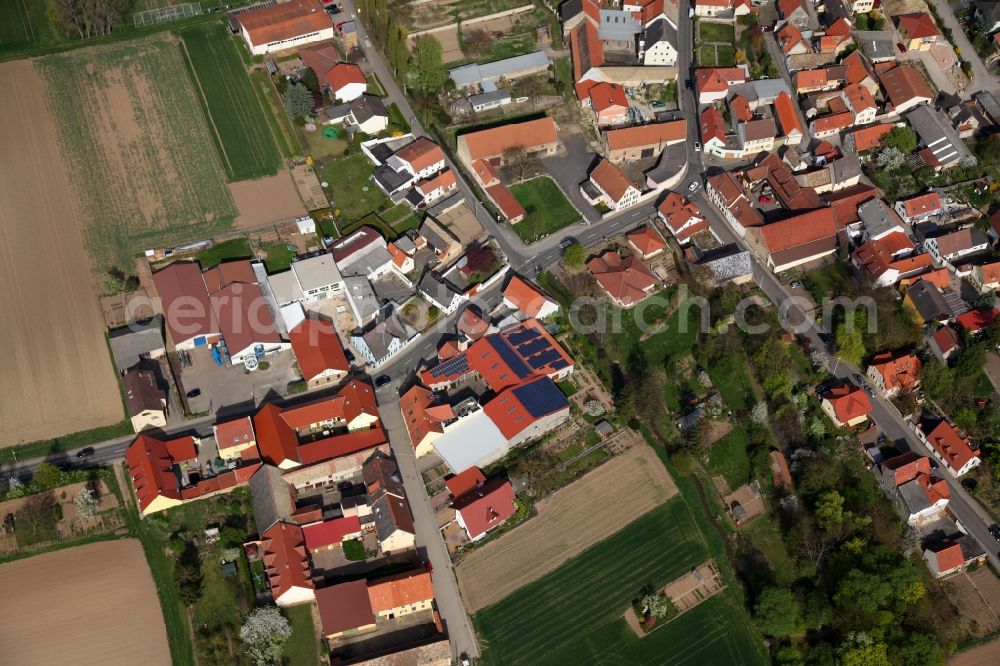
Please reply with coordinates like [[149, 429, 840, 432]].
[[604, 120, 686, 151], [870, 352, 922, 393], [730, 94, 752, 123], [325, 62, 366, 94], [201, 260, 256, 294], [773, 91, 803, 137], [853, 232, 918, 280], [897, 12, 940, 40], [657, 192, 707, 241], [587, 250, 657, 306], [210, 282, 281, 355], [570, 21, 604, 94], [468, 319, 573, 391], [882, 451, 932, 486], [238, 0, 332, 48], [932, 325, 960, 355], [759, 207, 837, 253], [819, 34, 845, 53], [899, 192, 942, 218], [928, 540, 965, 573], [400, 385, 445, 450], [589, 82, 628, 114], [260, 522, 313, 601], [956, 308, 999, 334], [778, 0, 803, 19], [453, 477, 517, 539], [316, 580, 375, 635], [367, 571, 434, 613], [695, 67, 747, 95], [848, 123, 894, 151], [503, 275, 556, 318], [416, 168, 456, 195], [843, 83, 877, 112], [289, 318, 349, 383], [590, 159, 638, 204], [126, 434, 182, 512], [977, 262, 1000, 287], [825, 184, 879, 228], [446, 466, 487, 499], [880, 65, 934, 108], [843, 50, 872, 85], [485, 184, 527, 222], [915, 267, 951, 290], [812, 111, 854, 134], [924, 420, 980, 471], [795, 68, 829, 90], [460, 117, 558, 162], [472, 159, 500, 187], [823, 385, 872, 423], [827, 17, 853, 38], [393, 137, 445, 173], [302, 516, 362, 550], [777, 23, 805, 54], [700, 106, 727, 143], [330, 226, 384, 263], [214, 417, 256, 451], [707, 171, 763, 229], [152, 262, 218, 345], [770, 451, 792, 489], [458, 307, 489, 341], [628, 225, 666, 256], [297, 426, 387, 465], [482, 376, 569, 439]]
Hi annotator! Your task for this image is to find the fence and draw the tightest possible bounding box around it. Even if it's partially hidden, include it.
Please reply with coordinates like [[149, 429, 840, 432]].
[[131, 2, 202, 28]]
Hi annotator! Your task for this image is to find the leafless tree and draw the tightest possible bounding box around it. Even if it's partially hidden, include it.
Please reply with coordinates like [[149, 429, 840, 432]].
[[52, 0, 128, 40], [463, 28, 493, 56], [502, 146, 540, 183]]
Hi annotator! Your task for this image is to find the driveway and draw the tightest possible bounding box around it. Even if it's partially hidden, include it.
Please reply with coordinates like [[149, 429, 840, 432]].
[[541, 130, 602, 224], [924, 0, 999, 87]]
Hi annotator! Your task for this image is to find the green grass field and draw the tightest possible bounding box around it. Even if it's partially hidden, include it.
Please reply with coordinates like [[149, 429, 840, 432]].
[[707, 428, 751, 489], [283, 604, 320, 665], [38, 37, 237, 269], [315, 153, 391, 224], [262, 242, 294, 273], [0, 0, 63, 52], [194, 238, 252, 269], [474, 496, 764, 665], [511, 177, 580, 243], [699, 22, 735, 43], [178, 23, 283, 181]]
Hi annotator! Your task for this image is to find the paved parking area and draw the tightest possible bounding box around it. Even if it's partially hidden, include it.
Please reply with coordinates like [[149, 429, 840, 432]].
[[541, 131, 601, 224], [180, 347, 300, 418]]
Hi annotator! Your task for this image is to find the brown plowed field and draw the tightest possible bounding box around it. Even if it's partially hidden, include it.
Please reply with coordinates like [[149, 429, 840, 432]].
[[0, 60, 122, 447], [0, 539, 170, 665], [231, 171, 308, 229], [951, 639, 1000, 666], [456, 445, 677, 612]]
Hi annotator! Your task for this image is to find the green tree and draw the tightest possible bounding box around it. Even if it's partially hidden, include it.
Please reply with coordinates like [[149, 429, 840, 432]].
[[953, 408, 978, 433], [174, 541, 204, 605], [921, 357, 953, 400], [774, 645, 805, 666], [841, 643, 891, 666], [893, 632, 942, 666], [282, 82, 314, 120], [814, 490, 845, 531], [881, 127, 917, 153], [753, 587, 800, 637], [563, 243, 586, 268], [835, 313, 866, 365], [411, 35, 447, 94], [834, 570, 893, 613], [101, 272, 124, 295], [31, 462, 67, 492]]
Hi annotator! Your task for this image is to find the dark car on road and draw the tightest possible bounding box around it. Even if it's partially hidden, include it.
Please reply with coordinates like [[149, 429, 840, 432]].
[[990, 524, 1000, 542], [344, 349, 355, 363], [186, 388, 201, 399], [375, 374, 392, 387], [76, 447, 96, 459]]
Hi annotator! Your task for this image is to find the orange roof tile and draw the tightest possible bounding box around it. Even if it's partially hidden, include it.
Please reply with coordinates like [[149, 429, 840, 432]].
[[261, 522, 313, 600], [445, 466, 487, 499], [824, 385, 872, 423], [238, 0, 332, 48], [900, 192, 942, 218], [367, 571, 434, 613], [604, 120, 686, 151], [485, 183, 526, 222], [897, 12, 940, 40], [587, 250, 657, 306], [628, 226, 666, 256], [848, 123, 894, 151], [214, 416, 256, 451], [503, 275, 557, 318], [589, 81, 628, 114], [929, 540, 965, 573], [460, 117, 558, 162], [589, 158, 637, 203], [325, 62, 366, 94], [773, 91, 803, 136], [925, 420, 980, 472], [393, 137, 445, 173], [289, 318, 349, 383], [870, 352, 922, 393]]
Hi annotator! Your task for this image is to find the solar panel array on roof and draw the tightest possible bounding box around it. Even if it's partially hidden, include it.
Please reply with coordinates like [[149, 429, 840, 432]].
[[551, 359, 570, 371], [430, 353, 469, 378], [528, 349, 562, 369], [487, 336, 531, 379], [518, 338, 550, 358], [512, 379, 569, 418], [505, 326, 541, 346]]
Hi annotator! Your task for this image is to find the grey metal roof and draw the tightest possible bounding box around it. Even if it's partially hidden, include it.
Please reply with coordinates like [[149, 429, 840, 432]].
[[598, 9, 642, 42], [832, 154, 862, 183], [292, 253, 342, 292], [854, 30, 896, 61], [470, 88, 512, 107], [858, 199, 902, 239], [108, 316, 164, 372], [338, 244, 393, 278], [559, 0, 583, 22], [418, 272, 462, 308], [426, 193, 465, 218], [357, 309, 414, 359], [344, 276, 380, 322], [905, 281, 951, 322], [349, 94, 387, 124], [702, 247, 753, 281], [974, 90, 1000, 121], [905, 104, 976, 168], [373, 163, 414, 195], [249, 465, 294, 534], [449, 51, 550, 87], [643, 17, 676, 48]]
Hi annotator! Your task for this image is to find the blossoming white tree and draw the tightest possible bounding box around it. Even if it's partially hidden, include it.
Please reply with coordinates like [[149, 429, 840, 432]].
[[240, 606, 292, 666]]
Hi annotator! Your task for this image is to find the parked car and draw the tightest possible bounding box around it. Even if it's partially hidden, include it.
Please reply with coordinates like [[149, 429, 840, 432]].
[[853, 373, 865, 385], [790, 280, 803, 289], [460, 654, 471, 666], [685, 79, 692, 89], [693, 142, 702, 152], [896, 42, 906, 53], [344, 349, 355, 363], [688, 180, 701, 193], [863, 385, 875, 398], [989, 524, 1000, 542], [651, 101, 665, 109], [758, 194, 774, 204], [374, 374, 392, 387], [76, 447, 95, 459], [186, 388, 201, 399], [559, 237, 577, 251]]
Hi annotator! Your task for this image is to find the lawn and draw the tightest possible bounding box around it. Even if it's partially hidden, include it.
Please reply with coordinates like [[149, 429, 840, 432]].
[[699, 45, 718, 67], [283, 603, 319, 666], [387, 103, 411, 134], [262, 241, 294, 273], [706, 351, 755, 411], [717, 44, 736, 67], [742, 515, 798, 586], [315, 152, 391, 224], [510, 176, 581, 243], [178, 23, 283, 181], [0, 0, 58, 50], [194, 237, 252, 269], [803, 262, 852, 303], [699, 22, 736, 42], [474, 497, 765, 665], [706, 428, 751, 489], [343, 538, 367, 561]]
